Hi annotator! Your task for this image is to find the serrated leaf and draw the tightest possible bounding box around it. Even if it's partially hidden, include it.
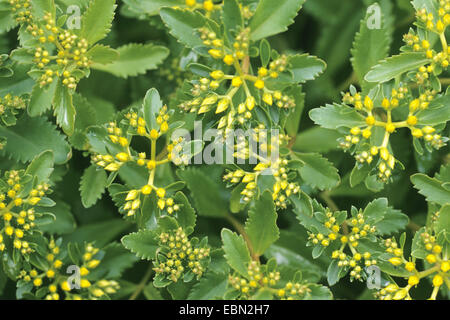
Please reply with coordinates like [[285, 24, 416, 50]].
[[363, 198, 408, 235], [309, 103, 365, 129], [53, 83, 75, 135], [187, 271, 228, 300], [364, 52, 430, 83], [288, 54, 326, 83], [416, 91, 450, 125], [173, 191, 196, 232], [121, 230, 159, 260], [80, 0, 117, 44], [28, 81, 57, 117], [177, 168, 228, 218], [351, 3, 390, 89], [411, 173, 450, 206], [249, 0, 306, 41], [221, 228, 251, 277], [25, 150, 54, 184], [222, 0, 243, 41], [92, 44, 169, 78], [0, 116, 70, 164], [122, 0, 183, 16], [245, 191, 279, 256], [293, 152, 340, 190], [79, 164, 107, 208], [160, 8, 206, 50], [87, 44, 119, 65]]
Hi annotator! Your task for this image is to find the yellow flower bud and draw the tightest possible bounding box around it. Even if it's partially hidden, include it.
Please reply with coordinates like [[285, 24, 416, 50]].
[[432, 274, 443, 287], [116, 152, 129, 162]]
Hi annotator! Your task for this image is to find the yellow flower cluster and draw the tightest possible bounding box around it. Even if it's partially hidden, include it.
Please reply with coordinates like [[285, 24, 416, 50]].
[[153, 227, 210, 282], [92, 107, 187, 218], [403, 1, 450, 83], [178, 13, 296, 134], [19, 242, 119, 300], [22, 12, 91, 89], [0, 170, 50, 256], [224, 157, 300, 209], [309, 210, 377, 281], [383, 230, 449, 300], [182, 0, 218, 14], [228, 261, 311, 300], [8, 0, 32, 25], [0, 94, 26, 119], [341, 87, 444, 182]]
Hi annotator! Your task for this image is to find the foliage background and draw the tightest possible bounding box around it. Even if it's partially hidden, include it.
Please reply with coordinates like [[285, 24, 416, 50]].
[[0, 0, 448, 300]]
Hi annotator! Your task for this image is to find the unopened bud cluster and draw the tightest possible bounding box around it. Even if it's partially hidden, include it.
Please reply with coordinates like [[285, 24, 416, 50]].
[[153, 227, 210, 282]]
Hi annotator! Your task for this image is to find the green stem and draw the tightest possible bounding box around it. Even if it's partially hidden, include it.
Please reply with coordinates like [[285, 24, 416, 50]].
[[129, 265, 153, 300]]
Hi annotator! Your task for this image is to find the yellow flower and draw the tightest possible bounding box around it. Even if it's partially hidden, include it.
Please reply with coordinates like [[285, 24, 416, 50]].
[[254, 80, 265, 89], [441, 261, 449, 273], [80, 279, 91, 288], [150, 129, 159, 140], [116, 152, 129, 162], [203, 0, 214, 11], [156, 188, 166, 198], [408, 275, 419, 286], [231, 76, 243, 87], [388, 257, 403, 266], [141, 185, 152, 195], [405, 262, 415, 272], [432, 274, 443, 287], [223, 54, 234, 65]]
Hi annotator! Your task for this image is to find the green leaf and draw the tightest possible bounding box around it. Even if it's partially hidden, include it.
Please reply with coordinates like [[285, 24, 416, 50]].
[[365, 52, 430, 83], [92, 44, 169, 78], [143, 88, 163, 132], [222, 0, 243, 39], [416, 91, 450, 125], [411, 173, 450, 206], [305, 284, 333, 300], [173, 191, 196, 232], [293, 127, 340, 153], [79, 164, 108, 208], [249, 0, 306, 41], [288, 54, 326, 83], [89, 243, 138, 279], [53, 83, 76, 135], [0, 116, 70, 164], [326, 260, 341, 286], [351, 4, 390, 89], [363, 198, 409, 235], [28, 81, 58, 117], [0, 8, 17, 34], [177, 168, 228, 218], [221, 228, 251, 277], [39, 200, 76, 235], [293, 152, 340, 190], [245, 191, 279, 256], [31, 0, 56, 19], [187, 271, 228, 300], [63, 219, 131, 247], [160, 8, 206, 50], [25, 150, 54, 184], [285, 85, 305, 136], [121, 229, 159, 260], [122, 0, 183, 16], [87, 45, 119, 65], [80, 0, 117, 44], [309, 103, 365, 129]]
